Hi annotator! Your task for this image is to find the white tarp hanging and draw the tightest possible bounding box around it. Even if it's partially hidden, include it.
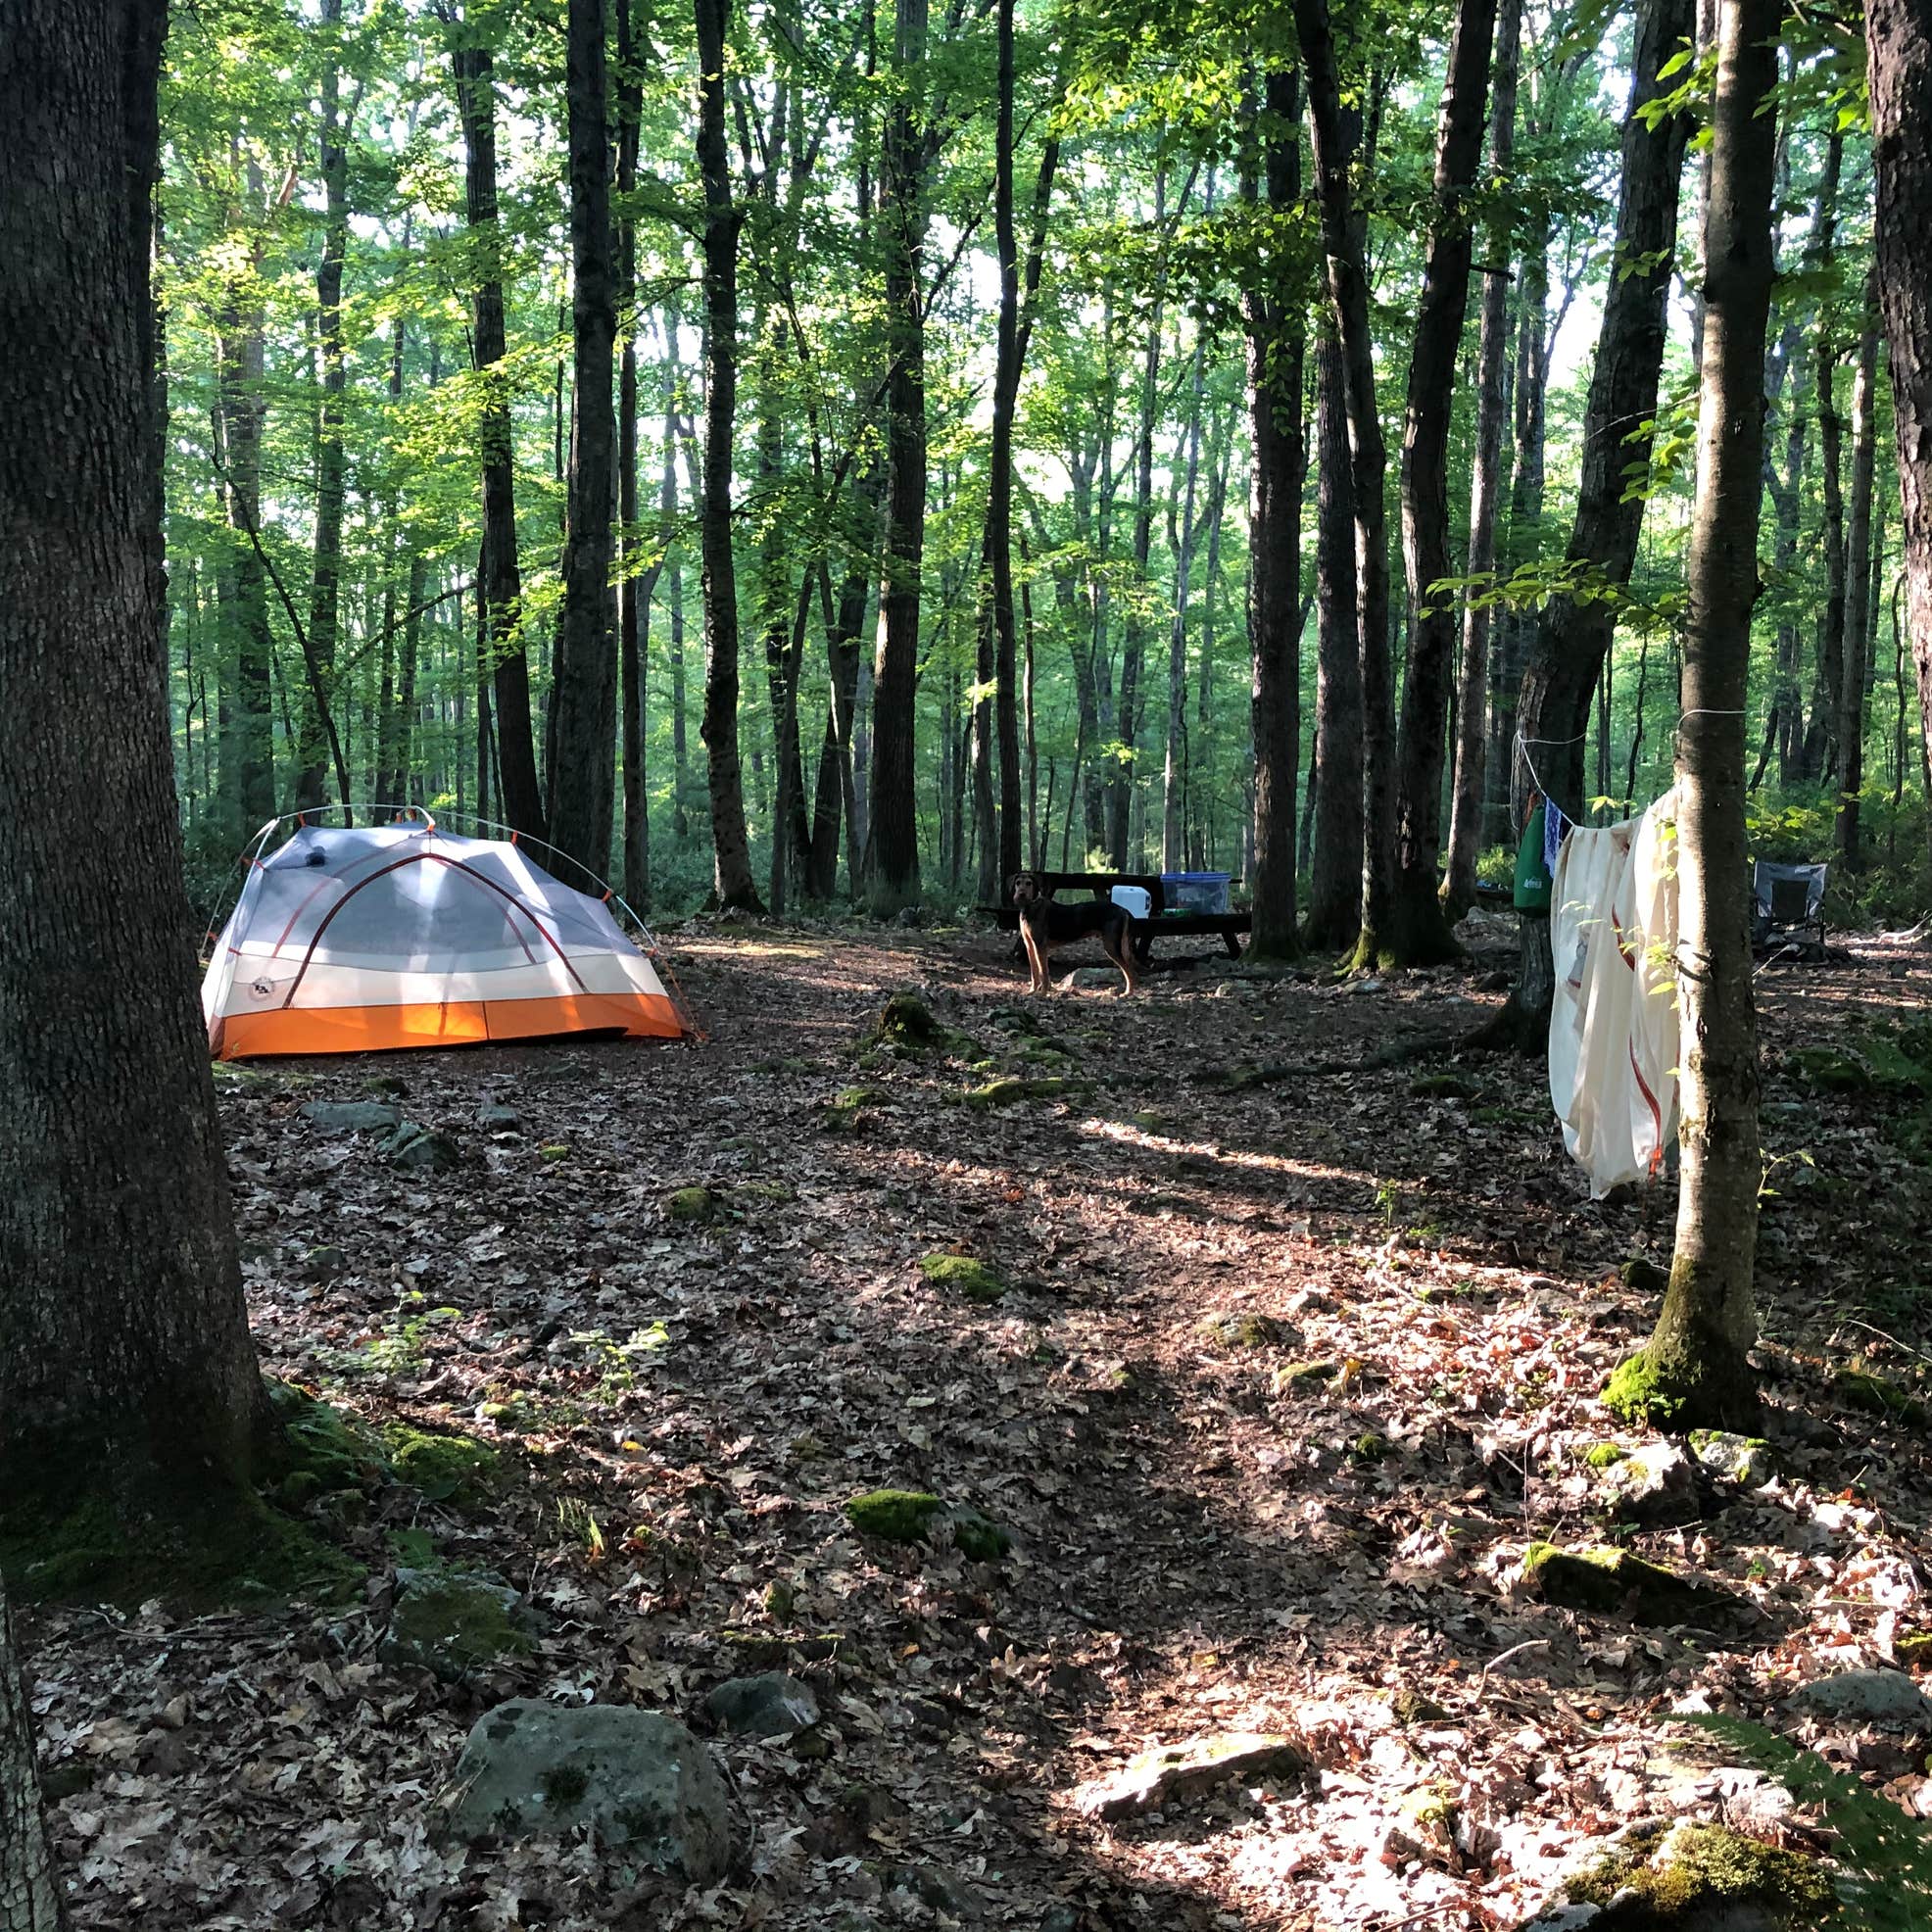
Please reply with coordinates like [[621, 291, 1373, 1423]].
[[1547, 790, 1681, 1197]]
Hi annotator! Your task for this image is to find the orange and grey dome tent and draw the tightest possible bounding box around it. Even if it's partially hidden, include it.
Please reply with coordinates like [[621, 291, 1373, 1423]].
[[202, 811, 688, 1059]]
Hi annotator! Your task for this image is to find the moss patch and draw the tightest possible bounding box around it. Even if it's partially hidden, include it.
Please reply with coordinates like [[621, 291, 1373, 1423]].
[[1565, 1820, 1834, 1926], [381, 1425, 500, 1505], [1584, 1442, 1629, 1470], [1273, 1359, 1339, 1395], [664, 1185, 720, 1224], [919, 1253, 1006, 1303], [845, 1489, 944, 1544], [1348, 1431, 1391, 1467], [381, 1571, 532, 1679]]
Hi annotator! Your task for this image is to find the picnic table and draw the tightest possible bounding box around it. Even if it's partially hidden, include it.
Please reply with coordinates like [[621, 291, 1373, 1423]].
[[978, 870, 1252, 962]]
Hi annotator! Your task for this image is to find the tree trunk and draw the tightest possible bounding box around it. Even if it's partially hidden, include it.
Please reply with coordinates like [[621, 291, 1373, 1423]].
[[1443, 0, 1521, 918], [548, 0, 618, 880], [452, 17, 546, 842], [694, 0, 761, 908], [1838, 277, 1880, 868], [1800, 133, 1846, 785], [1, 1581, 63, 1932], [988, 0, 1027, 900], [865, 0, 931, 911], [1304, 321, 1362, 948], [616, 0, 647, 908], [215, 158, 275, 836], [1611, 0, 1776, 1433], [1387, 0, 1498, 963], [1295, 0, 1396, 972], [1484, 205, 1548, 845], [1246, 71, 1305, 961], [1113, 177, 1167, 868], [1164, 321, 1209, 874], [1487, 0, 1693, 1048], [296, 0, 350, 814], [0, 0, 270, 1523]]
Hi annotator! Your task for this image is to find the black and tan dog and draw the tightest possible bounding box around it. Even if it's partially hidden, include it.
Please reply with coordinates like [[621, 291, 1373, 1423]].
[[1011, 873, 1139, 995]]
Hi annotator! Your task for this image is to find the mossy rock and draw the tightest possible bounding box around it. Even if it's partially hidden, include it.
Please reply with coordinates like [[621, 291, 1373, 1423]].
[[919, 1253, 1006, 1304], [477, 1399, 534, 1433], [382, 1425, 501, 1506], [540, 1143, 572, 1163], [1560, 1819, 1834, 1927], [1131, 1111, 1169, 1132], [1388, 1687, 1451, 1726], [1198, 1311, 1287, 1350], [1620, 1255, 1670, 1295], [844, 1490, 1009, 1561], [664, 1185, 721, 1224], [1689, 1429, 1777, 1485], [1584, 1442, 1629, 1471], [1273, 1359, 1339, 1396], [1896, 1631, 1932, 1670], [1520, 1542, 1740, 1625], [964, 1075, 1069, 1109], [866, 992, 969, 1058], [732, 1179, 797, 1206], [381, 1569, 533, 1680], [845, 1489, 944, 1544], [1834, 1367, 1929, 1429], [1348, 1431, 1391, 1467], [823, 1086, 885, 1133]]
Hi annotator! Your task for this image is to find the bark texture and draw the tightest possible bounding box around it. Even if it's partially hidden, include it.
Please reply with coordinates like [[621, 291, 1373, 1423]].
[[1838, 283, 1880, 867], [0, 0, 268, 1502], [1621, 0, 1778, 1433], [1, 1580, 64, 1932], [548, 0, 619, 879]]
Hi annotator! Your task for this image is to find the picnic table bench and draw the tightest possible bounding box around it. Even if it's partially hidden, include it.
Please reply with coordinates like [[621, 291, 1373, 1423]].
[[978, 870, 1251, 962]]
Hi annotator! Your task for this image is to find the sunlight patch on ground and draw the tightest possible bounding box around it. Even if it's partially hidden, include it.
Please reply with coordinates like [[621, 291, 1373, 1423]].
[[1079, 1115, 1377, 1190]]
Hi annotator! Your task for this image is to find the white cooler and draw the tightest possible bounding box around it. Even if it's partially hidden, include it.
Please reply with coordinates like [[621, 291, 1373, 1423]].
[[1110, 886, 1152, 920]]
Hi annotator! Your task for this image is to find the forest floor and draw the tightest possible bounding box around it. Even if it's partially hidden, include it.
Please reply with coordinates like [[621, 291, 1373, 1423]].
[[22, 912, 1932, 1932]]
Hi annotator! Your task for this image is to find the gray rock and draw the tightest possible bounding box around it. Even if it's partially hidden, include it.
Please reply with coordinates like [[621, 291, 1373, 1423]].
[[885, 1864, 976, 1919], [1039, 1909, 1081, 1932], [302, 1098, 402, 1134], [1597, 1441, 1700, 1525], [702, 1671, 820, 1739], [446, 1700, 732, 1880], [1073, 1731, 1308, 1822], [477, 1102, 524, 1131], [1796, 1667, 1932, 1729]]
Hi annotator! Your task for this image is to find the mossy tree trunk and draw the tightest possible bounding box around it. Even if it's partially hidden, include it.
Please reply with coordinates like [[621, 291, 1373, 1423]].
[[1610, 0, 1778, 1434], [1, 1579, 64, 1931], [0, 0, 271, 1527]]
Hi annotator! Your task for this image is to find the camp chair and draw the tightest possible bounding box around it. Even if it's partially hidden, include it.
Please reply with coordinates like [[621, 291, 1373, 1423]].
[[1751, 859, 1827, 952]]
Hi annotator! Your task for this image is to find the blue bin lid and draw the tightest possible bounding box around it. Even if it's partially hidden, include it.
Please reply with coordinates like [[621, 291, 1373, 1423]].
[[1161, 871, 1230, 885]]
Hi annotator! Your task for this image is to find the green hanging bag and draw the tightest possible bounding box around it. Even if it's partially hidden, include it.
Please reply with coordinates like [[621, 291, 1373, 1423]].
[[1513, 800, 1553, 914]]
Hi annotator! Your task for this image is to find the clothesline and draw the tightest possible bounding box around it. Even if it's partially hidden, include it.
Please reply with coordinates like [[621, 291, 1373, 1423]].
[[1512, 706, 1749, 831]]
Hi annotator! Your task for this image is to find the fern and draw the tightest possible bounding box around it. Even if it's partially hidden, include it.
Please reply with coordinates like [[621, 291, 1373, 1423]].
[[1680, 1715, 1932, 1930]]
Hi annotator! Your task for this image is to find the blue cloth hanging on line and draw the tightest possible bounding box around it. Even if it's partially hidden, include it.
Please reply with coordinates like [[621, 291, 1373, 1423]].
[[1543, 798, 1570, 877]]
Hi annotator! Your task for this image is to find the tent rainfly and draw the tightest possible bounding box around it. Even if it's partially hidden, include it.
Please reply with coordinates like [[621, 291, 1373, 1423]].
[[202, 817, 685, 1059]]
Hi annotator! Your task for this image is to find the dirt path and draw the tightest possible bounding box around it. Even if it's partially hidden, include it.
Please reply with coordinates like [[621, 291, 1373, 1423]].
[[23, 921, 1932, 1930]]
